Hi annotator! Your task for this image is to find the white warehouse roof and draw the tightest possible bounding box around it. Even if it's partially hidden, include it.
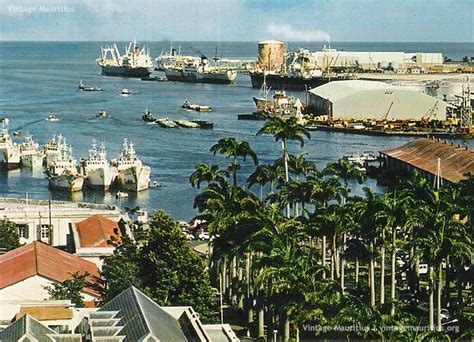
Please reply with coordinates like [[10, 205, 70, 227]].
[[309, 80, 449, 121]]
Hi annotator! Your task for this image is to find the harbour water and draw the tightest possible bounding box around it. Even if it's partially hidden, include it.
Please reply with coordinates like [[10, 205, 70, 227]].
[[1, 41, 473, 220]]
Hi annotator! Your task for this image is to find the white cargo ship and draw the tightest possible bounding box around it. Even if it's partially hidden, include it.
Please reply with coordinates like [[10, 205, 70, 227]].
[[81, 140, 118, 191], [112, 139, 151, 192], [164, 56, 237, 84]]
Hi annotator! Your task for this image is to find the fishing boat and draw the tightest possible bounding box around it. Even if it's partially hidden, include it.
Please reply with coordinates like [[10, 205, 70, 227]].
[[0, 124, 21, 168], [46, 114, 59, 122], [78, 80, 102, 91], [19, 135, 43, 169], [120, 89, 131, 96], [112, 139, 151, 192], [47, 144, 84, 192], [182, 100, 212, 112], [156, 118, 178, 128], [97, 40, 154, 78], [81, 140, 118, 191], [176, 119, 199, 128], [96, 110, 109, 118], [43, 134, 66, 167]]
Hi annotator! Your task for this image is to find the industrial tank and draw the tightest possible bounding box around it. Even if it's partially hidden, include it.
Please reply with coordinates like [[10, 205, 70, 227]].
[[258, 40, 285, 71]]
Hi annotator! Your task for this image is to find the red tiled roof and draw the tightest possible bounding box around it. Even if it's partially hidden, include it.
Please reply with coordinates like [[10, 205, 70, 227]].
[[75, 215, 121, 248], [380, 138, 474, 183], [0, 242, 102, 297]]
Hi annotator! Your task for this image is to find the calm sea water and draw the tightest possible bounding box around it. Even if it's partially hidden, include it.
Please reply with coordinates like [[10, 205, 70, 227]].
[[0, 41, 473, 220]]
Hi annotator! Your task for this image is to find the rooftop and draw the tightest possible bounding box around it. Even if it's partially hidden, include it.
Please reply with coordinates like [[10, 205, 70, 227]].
[[380, 138, 474, 183], [75, 215, 121, 248], [16, 306, 74, 321], [0, 241, 102, 297]]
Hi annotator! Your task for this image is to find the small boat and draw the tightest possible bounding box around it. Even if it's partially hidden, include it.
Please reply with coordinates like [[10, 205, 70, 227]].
[[149, 180, 162, 188], [116, 191, 129, 198], [142, 108, 156, 123], [96, 110, 109, 118], [182, 100, 212, 112], [46, 114, 59, 122], [156, 118, 178, 128], [191, 120, 214, 129], [1, 117, 9, 125], [120, 89, 131, 96], [13, 131, 22, 136], [79, 80, 102, 91], [176, 119, 199, 128]]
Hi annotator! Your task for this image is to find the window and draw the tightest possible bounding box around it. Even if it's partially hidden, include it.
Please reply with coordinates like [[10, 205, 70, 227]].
[[40, 224, 50, 240], [17, 224, 29, 239]]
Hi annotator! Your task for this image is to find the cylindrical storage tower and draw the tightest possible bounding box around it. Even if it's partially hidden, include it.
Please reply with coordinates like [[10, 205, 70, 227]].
[[258, 40, 285, 71]]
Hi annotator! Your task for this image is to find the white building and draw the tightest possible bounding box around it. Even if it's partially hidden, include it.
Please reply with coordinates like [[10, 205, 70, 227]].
[[0, 197, 121, 249], [308, 80, 449, 121]]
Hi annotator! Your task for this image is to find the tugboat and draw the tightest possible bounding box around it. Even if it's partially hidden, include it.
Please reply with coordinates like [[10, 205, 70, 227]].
[[120, 89, 130, 96], [81, 140, 118, 191], [19, 135, 43, 169], [0, 124, 21, 168], [142, 108, 156, 123], [47, 144, 84, 192], [112, 139, 151, 192], [79, 80, 102, 91], [97, 40, 154, 78]]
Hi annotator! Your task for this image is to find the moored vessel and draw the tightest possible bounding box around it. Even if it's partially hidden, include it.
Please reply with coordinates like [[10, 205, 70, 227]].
[[43, 134, 65, 167], [47, 144, 84, 192], [0, 124, 21, 168], [81, 140, 118, 191], [19, 135, 43, 169], [164, 56, 236, 84], [97, 40, 154, 78], [112, 139, 151, 192]]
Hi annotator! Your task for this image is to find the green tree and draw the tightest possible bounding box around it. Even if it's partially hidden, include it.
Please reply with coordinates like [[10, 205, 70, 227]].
[[189, 163, 228, 188], [0, 218, 21, 252], [210, 137, 258, 186], [44, 272, 90, 307]]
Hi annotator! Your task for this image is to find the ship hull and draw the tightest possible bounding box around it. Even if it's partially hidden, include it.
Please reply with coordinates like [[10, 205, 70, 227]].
[[49, 175, 84, 192], [250, 72, 350, 91], [100, 66, 153, 78], [165, 69, 236, 84], [21, 154, 44, 169], [116, 165, 151, 192], [1, 148, 21, 169], [85, 167, 118, 191]]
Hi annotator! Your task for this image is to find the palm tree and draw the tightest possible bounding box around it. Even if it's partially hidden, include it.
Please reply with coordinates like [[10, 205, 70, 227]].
[[210, 137, 258, 186], [257, 117, 310, 217], [189, 163, 228, 188], [287, 152, 317, 180], [247, 164, 277, 200]]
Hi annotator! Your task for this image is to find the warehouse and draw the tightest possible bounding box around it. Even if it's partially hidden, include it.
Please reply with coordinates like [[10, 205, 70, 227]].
[[308, 80, 449, 121], [380, 138, 474, 184]]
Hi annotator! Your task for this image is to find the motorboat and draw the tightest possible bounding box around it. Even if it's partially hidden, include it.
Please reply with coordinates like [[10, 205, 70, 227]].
[[116, 191, 129, 198], [79, 80, 102, 91], [46, 114, 59, 122], [120, 88, 131, 96], [96, 110, 109, 118], [142, 108, 156, 123], [13, 131, 22, 136], [182, 100, 212, 112]]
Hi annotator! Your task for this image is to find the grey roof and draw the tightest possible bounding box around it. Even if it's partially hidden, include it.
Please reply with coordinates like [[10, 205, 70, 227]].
[[99, 287, 190, 342], [203, 324, 240, 342], [0, 314, 81, 342]]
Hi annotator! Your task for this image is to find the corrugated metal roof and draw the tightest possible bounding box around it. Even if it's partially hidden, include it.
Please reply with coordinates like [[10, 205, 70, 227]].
[[0, 241, 102, 297], [16, 306, 73, 321], [75, 215, 121, 248], [380, 138, 474, 183]]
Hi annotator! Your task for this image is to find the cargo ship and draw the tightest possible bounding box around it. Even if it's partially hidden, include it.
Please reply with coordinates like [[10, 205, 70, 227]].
[[164, 56, 237, 84], [97, 40, 154, 78]]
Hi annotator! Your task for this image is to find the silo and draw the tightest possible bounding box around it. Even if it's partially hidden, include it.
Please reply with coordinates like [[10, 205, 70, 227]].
[[258, 40, 285, 71]]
